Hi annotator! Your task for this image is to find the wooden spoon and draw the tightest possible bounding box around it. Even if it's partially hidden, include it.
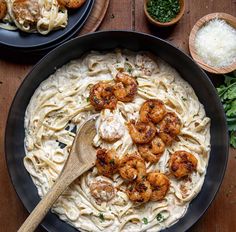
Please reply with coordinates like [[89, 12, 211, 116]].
[[18, 114, 99, 232]]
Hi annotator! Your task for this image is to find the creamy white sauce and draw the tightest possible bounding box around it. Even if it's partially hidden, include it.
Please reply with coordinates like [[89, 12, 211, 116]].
[[24, 50, 211, 232]]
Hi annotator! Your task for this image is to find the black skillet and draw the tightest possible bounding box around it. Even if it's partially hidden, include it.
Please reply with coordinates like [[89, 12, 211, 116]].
[[5, 31, 229, 232]]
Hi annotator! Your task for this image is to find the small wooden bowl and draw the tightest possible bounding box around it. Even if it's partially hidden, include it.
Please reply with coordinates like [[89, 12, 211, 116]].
[[189, 13, 236, 74], [144, 0, 185, 27]]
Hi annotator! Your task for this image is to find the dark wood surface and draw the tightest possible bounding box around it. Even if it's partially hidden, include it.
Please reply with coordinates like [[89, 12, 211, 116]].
[[0, 0, 235, 231]]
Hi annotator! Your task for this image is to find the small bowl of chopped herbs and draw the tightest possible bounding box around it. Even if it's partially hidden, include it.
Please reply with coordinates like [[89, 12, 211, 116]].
[[144, 0, 185, 27]]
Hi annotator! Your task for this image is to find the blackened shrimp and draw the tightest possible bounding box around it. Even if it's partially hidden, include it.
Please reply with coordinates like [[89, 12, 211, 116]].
[[159, 112, 181, 145], [147, 172, 170, 201], [140, 99, 167, 123], [113, 72, 138, 102], [128, 120, 156, 144], [96, 149, 119, 178], [127, 181, 152, 203], [58, 0, 85, 9], [169, 150, 198, 179], [90, 180, 115, 203], [89, 82, 117, 110], [12, 0, 40, 27], [138, 136, 165, 163], [0, 0, 7, 20], [119, 153, 146, 182]]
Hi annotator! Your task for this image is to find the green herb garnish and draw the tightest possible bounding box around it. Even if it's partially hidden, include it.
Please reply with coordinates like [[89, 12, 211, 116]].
[[98, 213, 105, 222], [217, 71, 236, 148], [181, 96, 187, 101], [156, 213, 164, 222], [147, 0, 180, 23], [109, 159, 115, 165], [86, 97, 90, 102], [128, 68, 132, 73], [142, 217, 148, 224]]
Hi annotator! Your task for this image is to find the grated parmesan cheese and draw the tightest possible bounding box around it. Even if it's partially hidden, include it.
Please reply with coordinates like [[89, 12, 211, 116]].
[[195, 19, 236, 67]]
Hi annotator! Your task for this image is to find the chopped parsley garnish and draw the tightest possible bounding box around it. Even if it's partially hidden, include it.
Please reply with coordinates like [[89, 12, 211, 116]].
[[181, 96, 187, 101], [156, 213, 164, 222], [98, 213, 105, 222], [147, 0, 180, 23], [86, 97, 90, 102], [109, 159, 115, 165], [127, 67, 133, 73], [142, 217, 148, 224]]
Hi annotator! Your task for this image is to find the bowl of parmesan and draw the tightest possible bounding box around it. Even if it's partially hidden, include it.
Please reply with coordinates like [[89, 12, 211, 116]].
[[189, 13, 236, 74]]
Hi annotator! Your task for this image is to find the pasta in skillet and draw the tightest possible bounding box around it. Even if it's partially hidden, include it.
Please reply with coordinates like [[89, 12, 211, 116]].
[[24, 50, 210, 232]]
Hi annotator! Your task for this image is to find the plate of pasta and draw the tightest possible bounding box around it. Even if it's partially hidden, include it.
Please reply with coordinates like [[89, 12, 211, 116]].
[[0, 0, 93, 49], [5, 31, 229, 232]]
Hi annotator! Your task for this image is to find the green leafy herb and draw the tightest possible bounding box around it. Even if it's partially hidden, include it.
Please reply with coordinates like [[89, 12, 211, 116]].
[[142, 217, 148, 224], [156, 213, 164, 222], [109, 159, 115, 165], [217, 71, 236, 148], [147, 0, 180, 23], [98, 213, 105, 222], [181, 96, 187, 101], [86, 97, 90, 102], [128, 67, 133, 73]]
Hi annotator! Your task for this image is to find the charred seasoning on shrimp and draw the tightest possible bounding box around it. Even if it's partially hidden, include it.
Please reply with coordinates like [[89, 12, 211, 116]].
[[169, 150, 198, 179], [90, 180, 115, 204], [113, 72, 138, 102], [128, 120, 156, 144], [89, 82, 117, 110], [147, 172, 170, 201], [127, 180, 152, 203], [140, 99, 167, 124], [119, 152, 146, 182], [159, 112, 181, 145], [0, 0, 7, 20], [96, 149, 119, 178], [138, 136, 165, 163], [12, 0, 40, 27]]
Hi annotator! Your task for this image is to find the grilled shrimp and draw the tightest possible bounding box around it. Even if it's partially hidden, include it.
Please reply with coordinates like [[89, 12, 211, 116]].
[[0, 0, 7, 20], [113, 72, 138, 102], [169, 150, 198, 179], [147, 172, 170, 201], [140, 99, 167, 123], [128, 120, 156, 144], [12, 0, 40, 27], [89, 82, 117, 110], [138, 136, 165, 163], [119, 153, 146, 182], [96, 149, 119, 178], [127, 180, 152, 203], [58, 0, 85, 9], [90, 180, 115, 203], [159, 112, 181, 145]]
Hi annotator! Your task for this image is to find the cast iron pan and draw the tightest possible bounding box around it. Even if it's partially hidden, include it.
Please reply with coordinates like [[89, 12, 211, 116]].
[[0, 0, 92, 49], [5, 31, 229, 232]]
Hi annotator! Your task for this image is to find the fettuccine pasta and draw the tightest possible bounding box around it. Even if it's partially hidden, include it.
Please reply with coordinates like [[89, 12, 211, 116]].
[[24, 50, 210, 232]]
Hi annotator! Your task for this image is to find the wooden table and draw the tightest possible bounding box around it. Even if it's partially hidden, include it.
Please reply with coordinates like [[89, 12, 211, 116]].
[[0, 0, 235, 231]]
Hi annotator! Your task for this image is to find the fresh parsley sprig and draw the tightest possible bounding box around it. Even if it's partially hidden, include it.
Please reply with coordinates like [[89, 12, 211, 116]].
[[217, 71, 236, 148]]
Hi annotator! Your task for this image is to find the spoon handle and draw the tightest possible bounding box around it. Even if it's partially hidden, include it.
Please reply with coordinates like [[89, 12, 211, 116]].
[[18, 164, 89, 232]]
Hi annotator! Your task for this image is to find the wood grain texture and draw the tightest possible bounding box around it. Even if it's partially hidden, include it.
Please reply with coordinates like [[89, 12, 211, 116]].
[[0, 0, 235, 231], [79, 0, 110, 35]]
